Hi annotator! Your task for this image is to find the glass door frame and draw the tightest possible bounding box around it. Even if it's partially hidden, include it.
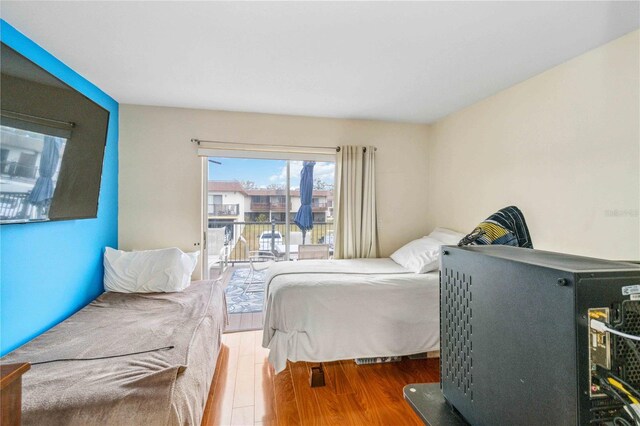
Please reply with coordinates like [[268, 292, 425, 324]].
[[200, 151, 335, 280]]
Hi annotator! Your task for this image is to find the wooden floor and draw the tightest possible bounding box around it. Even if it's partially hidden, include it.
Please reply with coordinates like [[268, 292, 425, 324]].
[[202, 330, 439, 426]]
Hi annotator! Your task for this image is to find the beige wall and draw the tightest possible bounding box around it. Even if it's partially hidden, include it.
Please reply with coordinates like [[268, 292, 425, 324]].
[[119, 106, 430, 277], [426, 31, 640, 260], [120, 30, 639, 270]]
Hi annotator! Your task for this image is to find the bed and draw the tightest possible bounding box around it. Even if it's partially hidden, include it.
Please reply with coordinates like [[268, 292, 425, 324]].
[[262, 258, 440, 373], [1, 279, 226, 426]]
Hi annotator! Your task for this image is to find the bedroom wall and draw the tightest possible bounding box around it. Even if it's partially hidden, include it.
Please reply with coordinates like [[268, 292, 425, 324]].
[[119, 105, 430, 277], [426, 30, 639, 260], [0, 21, 119, 356]]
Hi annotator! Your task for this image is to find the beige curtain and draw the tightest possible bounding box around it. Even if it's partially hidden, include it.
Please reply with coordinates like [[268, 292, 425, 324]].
[[334, 145, 379, 259]]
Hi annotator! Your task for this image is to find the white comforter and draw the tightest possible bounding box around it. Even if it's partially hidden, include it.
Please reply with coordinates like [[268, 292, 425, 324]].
[[262, 258, 440, 373]]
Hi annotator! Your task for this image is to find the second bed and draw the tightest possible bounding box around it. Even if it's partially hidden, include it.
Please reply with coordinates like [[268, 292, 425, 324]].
[[262, 258, 440, 373]]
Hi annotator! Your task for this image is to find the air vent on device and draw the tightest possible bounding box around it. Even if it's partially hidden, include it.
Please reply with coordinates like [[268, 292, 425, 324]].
[[442, 267, 473, 400], [616, 301, 640, 386]]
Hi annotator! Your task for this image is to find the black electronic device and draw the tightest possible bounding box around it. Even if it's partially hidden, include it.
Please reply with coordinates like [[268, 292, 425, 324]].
[[440, 245, 640, 425], [0, 42, 109, 224]]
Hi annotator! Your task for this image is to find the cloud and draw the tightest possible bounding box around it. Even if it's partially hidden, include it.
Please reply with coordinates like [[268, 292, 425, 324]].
[[268, 165, 289, 185], [313, 162, 336, 185], [268, 161, 335, 189]]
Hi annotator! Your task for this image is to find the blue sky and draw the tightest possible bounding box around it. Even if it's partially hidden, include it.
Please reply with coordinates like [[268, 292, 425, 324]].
[[208, 157, 335, 189]]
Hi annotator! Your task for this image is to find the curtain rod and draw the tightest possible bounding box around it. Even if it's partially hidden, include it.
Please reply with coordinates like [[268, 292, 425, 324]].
[[1, 109, 76, 129], [191, 139, 377, 152]]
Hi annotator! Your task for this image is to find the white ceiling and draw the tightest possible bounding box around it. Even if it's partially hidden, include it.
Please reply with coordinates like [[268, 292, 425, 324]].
[[2, 1, 638, 124]]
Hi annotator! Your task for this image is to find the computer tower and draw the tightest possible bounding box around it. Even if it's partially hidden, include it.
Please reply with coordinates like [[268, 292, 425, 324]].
[[440, 245, 640, 425]]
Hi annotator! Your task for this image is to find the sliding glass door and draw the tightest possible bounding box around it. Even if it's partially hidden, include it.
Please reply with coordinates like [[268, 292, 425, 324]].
[[202, 156, 335, 279]]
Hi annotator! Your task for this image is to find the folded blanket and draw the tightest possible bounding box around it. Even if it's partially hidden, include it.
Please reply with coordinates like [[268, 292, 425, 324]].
[[459, 206, 533, 248]]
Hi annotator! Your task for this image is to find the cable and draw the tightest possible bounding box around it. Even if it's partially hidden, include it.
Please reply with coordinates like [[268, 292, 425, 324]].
[[615, 417, 633, 426], [608, 372, 640, 401], [625, 339, 640, 364], [608, 377, 640, 405], [597, 379, 640, 426], [30, 345, 175, 365], [591, 320, 640, 342], [604, 388, 640, 426]]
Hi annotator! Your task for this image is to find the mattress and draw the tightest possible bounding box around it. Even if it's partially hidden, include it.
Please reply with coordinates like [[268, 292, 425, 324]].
[[262, 258, 440, 373], [1, 280, 226, 426]]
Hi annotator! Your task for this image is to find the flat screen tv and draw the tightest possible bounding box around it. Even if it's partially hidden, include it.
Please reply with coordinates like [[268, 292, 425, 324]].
[[0, 42, 109, 224]]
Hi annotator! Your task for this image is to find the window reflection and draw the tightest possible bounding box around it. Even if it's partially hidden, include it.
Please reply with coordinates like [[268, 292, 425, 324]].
[[0, 125, 66, 222]]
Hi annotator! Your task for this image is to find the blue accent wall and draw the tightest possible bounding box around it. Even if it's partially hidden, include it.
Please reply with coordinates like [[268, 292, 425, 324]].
[[0, 20, 118, 356]]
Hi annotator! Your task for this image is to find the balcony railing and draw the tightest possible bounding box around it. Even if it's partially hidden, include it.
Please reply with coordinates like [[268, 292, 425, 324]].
[[0, 192, 36, 221], [207, 221, 333, 264], [0, 161, 38, 180], [208, 203, 239, 216], [250, 201, 328, 212], [268, 202, 287, 211], [250, 201, 290, 211], [250, 201, 271, 211], [312, 202, 327, 211]]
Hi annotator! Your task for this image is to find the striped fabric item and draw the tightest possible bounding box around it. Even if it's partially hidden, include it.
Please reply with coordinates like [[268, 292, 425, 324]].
[[459, 206, 533, 248]]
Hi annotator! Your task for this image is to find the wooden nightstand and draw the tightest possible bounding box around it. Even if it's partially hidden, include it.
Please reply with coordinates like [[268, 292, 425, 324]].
[[1, 363, 30, 426]]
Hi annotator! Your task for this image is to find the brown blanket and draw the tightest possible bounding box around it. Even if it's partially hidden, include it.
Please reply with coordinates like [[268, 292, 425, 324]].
[[1, 280, 226, 426]]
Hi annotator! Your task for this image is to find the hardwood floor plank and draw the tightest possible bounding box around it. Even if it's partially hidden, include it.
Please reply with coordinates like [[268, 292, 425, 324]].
[[336, 360, 385, 425], [223, 331, 242, 348], [205, 331, 440, 426], [254, 361, 277, 424], [323, 361, 354, 396], [234, 354, 256, 408], [351, 362, 424, 426], [201, 345, 228, 426], [289, 361, 324, 426], [230, 406, 254, 426], [310, 362, 367, 426], [218, 346, 241, 425], [273, 362, 301, 426], [203, 344, 240, 426], [397, 358, 440, 384], [322, 390, 371, 426], [255, 330, 270, 365], [239, 330, 256, 357]]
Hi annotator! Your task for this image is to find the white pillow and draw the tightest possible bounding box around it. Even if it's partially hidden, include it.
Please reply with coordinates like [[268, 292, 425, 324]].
[[390, 237, 443, 273], [104, 247, 199, 293], [426, 227, 466, 246]]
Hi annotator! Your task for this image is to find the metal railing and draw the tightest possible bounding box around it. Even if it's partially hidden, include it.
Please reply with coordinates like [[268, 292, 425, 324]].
[[208, 220, 333, 264], [250, 202, 271, 210], [267, 202, 287, 210], [311, 203, 327, 211], [249, 201, 328, 212], [208, 203, 239, 216], [0, 192, 35, 221], [0, 161, 39, 180]]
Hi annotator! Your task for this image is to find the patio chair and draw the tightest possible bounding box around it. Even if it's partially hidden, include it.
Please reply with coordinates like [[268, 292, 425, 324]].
[[208, 227, 230, 273], [243, 251, 275, 294], [208, 244, 230, 273]]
